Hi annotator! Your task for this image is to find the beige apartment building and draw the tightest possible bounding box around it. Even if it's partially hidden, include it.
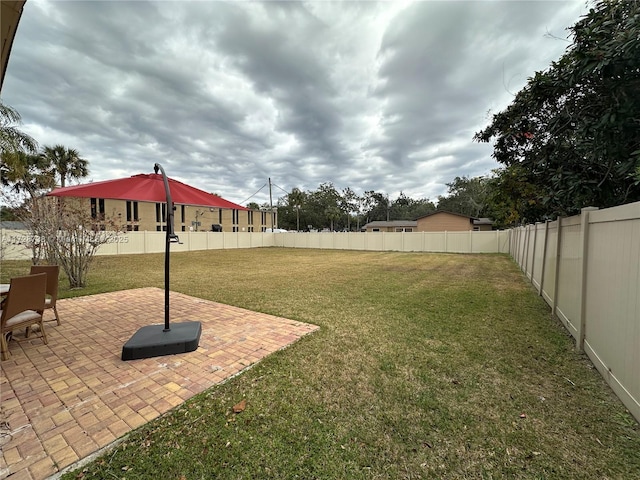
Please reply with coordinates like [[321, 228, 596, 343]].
[[87, 198, 277, 233]]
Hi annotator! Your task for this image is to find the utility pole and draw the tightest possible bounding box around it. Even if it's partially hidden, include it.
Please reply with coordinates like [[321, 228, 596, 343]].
[[269, 177, 274, 231]]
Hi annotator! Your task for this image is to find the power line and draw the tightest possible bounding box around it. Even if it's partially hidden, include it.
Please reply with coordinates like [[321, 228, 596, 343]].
[[240, 183, 267, 205], [272, 183, 291, 195]]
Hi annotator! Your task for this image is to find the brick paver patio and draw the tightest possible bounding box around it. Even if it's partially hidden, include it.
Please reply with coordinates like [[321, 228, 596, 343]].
[[0, 288, 318, 480]]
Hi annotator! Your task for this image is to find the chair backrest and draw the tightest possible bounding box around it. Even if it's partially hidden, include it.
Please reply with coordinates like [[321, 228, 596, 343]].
[[1, 273, 47, 326], [29, 265, 60, 304]]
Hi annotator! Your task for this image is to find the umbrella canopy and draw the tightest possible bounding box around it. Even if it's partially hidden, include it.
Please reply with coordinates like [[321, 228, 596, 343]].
[[47, 173, 249, 210]]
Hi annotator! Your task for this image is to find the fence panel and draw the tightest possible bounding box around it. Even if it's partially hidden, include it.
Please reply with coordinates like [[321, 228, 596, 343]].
[[583, 204, 640, 423], [443, 232, 469, 253], [509, 202, 640, 423], [555, 217, 582, 337], [540, 221, 558, 306], [531, 223, 546, 290]]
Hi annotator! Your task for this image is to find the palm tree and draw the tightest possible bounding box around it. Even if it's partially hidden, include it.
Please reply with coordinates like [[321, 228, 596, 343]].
[[0, 150, 55, 197], [0, 101, 37, 155], [41, 144, 89, 187], [288, 188, 305, 231]]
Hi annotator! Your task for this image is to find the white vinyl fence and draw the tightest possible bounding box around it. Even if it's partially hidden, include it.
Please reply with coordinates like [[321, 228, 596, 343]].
[[1, 229, 510, 260], [510, 202, 640, 423]]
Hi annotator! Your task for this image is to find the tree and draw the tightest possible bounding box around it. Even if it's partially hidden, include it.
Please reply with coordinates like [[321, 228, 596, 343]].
[[0, 101, 37, 155], [26, 196, 125, 287], [41, 144, 89, 187], [362, 191, 389, 222], [289, 188, 305, 231], [485, 166, 548, 227], [1, 151, 55, 198], [475, 1, 640, 220], [340, 187, 359, 231], [307, 183, 343, 230], [436, 176, 490, 218]]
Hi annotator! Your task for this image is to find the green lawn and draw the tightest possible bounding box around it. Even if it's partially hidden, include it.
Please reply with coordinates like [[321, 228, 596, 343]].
[[3, 249, 639, 479]]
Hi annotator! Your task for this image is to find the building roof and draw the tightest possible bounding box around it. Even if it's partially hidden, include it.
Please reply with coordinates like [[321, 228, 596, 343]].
[[47, 173, 249, 210], [416, 210, 494, 225], [363, 220, 418, 228], [416, 210, 474, 221], [0, 221, 28, 230]]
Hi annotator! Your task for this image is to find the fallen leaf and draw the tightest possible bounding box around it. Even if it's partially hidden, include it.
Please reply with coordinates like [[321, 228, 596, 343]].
[[233, 399, 247, 413]]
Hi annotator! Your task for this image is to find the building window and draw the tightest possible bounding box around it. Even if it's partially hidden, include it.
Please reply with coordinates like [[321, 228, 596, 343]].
[[372, 228, 380, 232], [405, 228, 413, 232], [248, 226, 254, 232], [218, 209, 222, 224], [261, 211, 267, 224], [232, 209, 239, 224], [248, 210, 253, 224], [126, 201, 139, 222], [155, 203, 166, 223], [181, 205, 186, 223], [232, 226, 239, 232], [91, 198, 105, 220], [473, 226, 480, 231]]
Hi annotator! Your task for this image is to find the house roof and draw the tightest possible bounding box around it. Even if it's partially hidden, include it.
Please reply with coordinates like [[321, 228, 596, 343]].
[[416, 210, 474, 221], [0, 221, 28, 230], [416, 210, 494, 225], [363, 220, 418, 228], [47, 173, 249, 210]]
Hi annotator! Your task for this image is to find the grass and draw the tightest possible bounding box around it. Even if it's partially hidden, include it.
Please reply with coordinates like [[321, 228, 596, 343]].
[[3, 248, 639, 479]]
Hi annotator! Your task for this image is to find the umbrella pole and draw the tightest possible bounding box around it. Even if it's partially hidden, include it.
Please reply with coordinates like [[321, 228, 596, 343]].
[[154, 162, 176, 332], [163, 217, 171, 331], [120, 164, 201, 361]]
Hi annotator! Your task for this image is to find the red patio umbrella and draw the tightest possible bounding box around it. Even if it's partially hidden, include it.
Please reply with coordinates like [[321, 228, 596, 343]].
[[47, 173, 248, 210]]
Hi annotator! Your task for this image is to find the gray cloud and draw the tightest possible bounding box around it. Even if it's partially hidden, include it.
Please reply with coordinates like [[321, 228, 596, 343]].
[[2, 0, 586, 205]]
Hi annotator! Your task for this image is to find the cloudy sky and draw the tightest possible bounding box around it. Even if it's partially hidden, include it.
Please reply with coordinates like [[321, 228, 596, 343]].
[[2, 0, 587, 206]]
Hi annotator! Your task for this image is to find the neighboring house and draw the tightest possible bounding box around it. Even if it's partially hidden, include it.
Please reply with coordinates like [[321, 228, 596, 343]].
[[416, 211, 494, 232], [362, 220, 418, 232]]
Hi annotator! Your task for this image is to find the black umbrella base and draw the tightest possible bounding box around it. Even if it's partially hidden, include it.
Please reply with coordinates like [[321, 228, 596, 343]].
[[121, 321, 202, 361]]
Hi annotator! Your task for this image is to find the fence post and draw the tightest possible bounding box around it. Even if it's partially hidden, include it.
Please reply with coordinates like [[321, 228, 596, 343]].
[[531, 223, 539, 285], [522, 226, 529, 274], [539, 220, 550, 296], [576, 207, 598, 351], [551, 217, 563, 320]]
